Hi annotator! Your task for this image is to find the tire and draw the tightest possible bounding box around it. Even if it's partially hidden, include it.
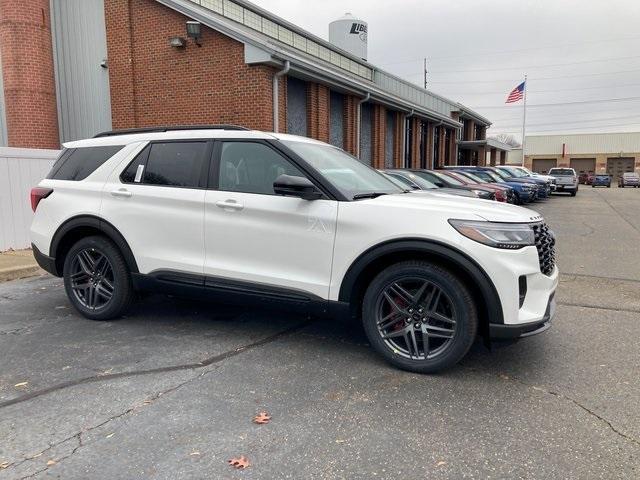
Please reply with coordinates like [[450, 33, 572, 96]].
[[63, 235, 134, 320], [570, 190, 576, 197], [362, 261, 478, 374]]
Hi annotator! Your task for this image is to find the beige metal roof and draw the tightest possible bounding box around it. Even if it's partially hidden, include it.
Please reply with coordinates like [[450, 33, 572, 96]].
[[525, 132, 640, 155]]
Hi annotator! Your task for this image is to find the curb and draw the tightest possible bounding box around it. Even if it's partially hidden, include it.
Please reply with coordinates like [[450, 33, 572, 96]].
[[0, 265, 44, 283]]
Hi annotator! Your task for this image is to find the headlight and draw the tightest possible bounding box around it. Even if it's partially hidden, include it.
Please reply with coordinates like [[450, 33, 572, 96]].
[[448, 220, 535, 249], [471, 189, 490, 198]]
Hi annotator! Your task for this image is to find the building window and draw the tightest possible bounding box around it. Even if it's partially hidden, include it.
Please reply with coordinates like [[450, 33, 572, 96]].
[[433, 125, 441, 167], [286, 77, 307, 136], [329, 91, 344, 149], [404, 118, 413, 168], [419, 121, 428, 169], [444, 129, 451, 165]]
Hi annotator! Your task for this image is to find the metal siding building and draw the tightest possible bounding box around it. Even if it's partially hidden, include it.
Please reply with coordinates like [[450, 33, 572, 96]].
[[524, 133, 640, 180], [50, 0, 112, 143]]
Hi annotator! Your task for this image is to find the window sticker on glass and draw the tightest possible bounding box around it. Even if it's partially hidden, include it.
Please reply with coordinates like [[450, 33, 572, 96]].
[[134, 164, 145, 183]]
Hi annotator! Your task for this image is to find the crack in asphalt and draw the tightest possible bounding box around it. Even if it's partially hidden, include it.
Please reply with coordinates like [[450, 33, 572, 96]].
[[477, 369, 640, 449], [556, 301, 640, 314], [10, 372, 206, 479], [0, 320, 311, 410], [593, 189, 640, 235], [559, 272, 640, 284], [0, 326, 31, 336]]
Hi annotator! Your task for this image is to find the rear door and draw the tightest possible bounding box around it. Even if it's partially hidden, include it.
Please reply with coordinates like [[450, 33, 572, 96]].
[[101, 140, 211, 275], [203, 140, 338, 300]]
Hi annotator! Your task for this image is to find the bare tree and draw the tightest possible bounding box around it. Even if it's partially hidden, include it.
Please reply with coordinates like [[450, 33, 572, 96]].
[[489, 134, 521, 148]]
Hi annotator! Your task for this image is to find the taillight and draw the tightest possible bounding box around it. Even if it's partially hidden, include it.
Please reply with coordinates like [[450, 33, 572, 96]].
[[495, 190, 506, 202], [30, 187, 53, 212]]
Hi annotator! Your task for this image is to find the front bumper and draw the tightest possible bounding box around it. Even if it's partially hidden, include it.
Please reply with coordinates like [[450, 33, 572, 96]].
[[490, 292, 555, 339]]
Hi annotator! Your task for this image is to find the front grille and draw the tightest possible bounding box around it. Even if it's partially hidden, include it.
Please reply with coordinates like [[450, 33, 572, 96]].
[[532, 223, 556, 276]]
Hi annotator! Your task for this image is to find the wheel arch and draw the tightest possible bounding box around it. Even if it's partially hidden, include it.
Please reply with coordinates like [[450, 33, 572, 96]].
[[50, 215, 139, 276], [338, 239, 504, 339]]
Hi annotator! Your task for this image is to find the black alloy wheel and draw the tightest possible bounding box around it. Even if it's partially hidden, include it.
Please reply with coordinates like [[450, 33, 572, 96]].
[[69, 248, 115, 311], [63, 236, 134, 320], [362, 261, 478, 373], [375, 278, 457, 361]]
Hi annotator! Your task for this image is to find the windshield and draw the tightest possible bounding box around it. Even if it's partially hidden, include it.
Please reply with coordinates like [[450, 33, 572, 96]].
[[500, 167, 526, 178], [428, 171, 464, 186], [549, 168, 575, 176], [493, 168, 512, 180], [390, 171, 438, 190], [461, 172, 487, 183], [282, 140, 403, 198], [381, 172, 415, 190], [452, 172, 479, 184]]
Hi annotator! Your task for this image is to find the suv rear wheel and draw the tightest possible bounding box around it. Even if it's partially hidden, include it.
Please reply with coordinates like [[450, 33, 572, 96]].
[[362, 261, 478, 373], [63, 236, 134, 320]]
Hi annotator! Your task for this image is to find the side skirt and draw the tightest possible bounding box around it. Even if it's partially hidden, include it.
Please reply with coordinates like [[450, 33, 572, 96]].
[[131, 271, 350, 320]]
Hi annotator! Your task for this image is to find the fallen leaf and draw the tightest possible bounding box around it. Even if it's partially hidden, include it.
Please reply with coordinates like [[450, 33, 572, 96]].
[[436, 461, 447, 467], [105, 433, 115, 438], [335, 439, 346, 444], [0, 462, 10, 469], [253, 411, 271, 425], [189, 451, 201, 456], [46, 459, 56, 466], [14, 382, 28, 387], [228, 456, 250, 469]]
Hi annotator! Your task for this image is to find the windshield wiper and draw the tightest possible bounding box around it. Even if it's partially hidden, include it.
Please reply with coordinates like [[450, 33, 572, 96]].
[[352, 192, 390, 200]]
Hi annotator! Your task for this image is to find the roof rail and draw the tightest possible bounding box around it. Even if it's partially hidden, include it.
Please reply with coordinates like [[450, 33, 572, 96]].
[[93, 125, 249, 138]]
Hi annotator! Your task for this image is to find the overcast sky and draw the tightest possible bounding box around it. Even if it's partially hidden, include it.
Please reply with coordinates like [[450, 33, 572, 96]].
[[251, 0, 640, 142]]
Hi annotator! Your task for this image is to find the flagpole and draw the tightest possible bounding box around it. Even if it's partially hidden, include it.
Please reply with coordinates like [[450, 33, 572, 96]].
[[521, 74, 527, 165]]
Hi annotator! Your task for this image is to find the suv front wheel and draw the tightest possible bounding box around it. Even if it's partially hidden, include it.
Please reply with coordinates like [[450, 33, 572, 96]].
[[63, 236, 134, 320], [362, 261, 478, 373]]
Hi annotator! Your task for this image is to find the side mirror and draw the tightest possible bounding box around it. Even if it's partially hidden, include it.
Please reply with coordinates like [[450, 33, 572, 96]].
[[273, 174, 323, 200]]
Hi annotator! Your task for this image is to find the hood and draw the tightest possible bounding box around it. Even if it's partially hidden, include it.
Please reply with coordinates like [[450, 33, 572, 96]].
[[367, 192, 543, 223]]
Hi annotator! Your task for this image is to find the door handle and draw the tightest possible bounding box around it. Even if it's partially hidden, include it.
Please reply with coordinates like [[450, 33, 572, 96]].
[[215, 199, 244, 211], [111, 188, 132, 198]]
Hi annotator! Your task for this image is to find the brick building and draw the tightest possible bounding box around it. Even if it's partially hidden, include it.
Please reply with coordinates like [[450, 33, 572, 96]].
[[0, 0, 503, 169]]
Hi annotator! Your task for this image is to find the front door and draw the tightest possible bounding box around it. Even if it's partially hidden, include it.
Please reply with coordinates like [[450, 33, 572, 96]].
[[204, 140, 338, 300]]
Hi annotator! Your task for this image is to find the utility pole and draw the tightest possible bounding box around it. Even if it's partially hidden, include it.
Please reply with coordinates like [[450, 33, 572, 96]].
[[423, 58, 428, 89]]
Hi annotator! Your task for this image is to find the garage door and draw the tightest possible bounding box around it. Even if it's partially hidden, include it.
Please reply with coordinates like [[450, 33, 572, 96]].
[[570, 158, 596, 175], [532, 159, 557, 174], [606, 157, 635, 181]]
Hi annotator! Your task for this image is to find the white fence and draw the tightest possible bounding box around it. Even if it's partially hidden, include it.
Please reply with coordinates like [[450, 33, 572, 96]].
[[0, 147, 59, 251]]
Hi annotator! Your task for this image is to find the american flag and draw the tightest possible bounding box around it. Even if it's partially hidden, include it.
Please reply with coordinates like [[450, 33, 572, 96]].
[[505, 81, 525, 103]]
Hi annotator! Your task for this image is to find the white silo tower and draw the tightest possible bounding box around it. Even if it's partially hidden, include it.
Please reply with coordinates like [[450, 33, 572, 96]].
[[329, 13, 368, 61]]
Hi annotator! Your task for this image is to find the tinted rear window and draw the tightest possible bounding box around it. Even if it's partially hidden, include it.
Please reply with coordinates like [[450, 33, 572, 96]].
[[549, 169, 574, 176], [47, 146, 124, 181], [121, 142, 208, 188]]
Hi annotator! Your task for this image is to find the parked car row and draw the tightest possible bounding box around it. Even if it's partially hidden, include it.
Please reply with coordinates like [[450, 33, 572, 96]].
[[577, 170, 640, 187], [380, 165, 557, 205]]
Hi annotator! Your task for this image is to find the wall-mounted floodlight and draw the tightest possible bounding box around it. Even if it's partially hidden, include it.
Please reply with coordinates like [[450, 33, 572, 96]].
[[186, 21, 202, 46], [169, 36, 186, 48]]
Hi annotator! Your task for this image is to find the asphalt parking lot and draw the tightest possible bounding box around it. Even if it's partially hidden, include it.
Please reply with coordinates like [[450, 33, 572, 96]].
[[1, 186, 639, 479]]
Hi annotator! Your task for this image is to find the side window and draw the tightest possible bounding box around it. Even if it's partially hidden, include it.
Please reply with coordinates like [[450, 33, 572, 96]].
[[121, 142, 208, 188], [47, 146, 124, 181], [218, 142, 305, 195]]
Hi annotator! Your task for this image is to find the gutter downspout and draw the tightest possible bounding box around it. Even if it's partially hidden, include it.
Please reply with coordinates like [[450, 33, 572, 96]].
[[402, 109, 414, 167], [356, 92, 370, 159], [273, 60, 290, 133]]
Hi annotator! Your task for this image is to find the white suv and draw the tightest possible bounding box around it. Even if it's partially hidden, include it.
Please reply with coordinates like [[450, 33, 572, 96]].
[[30, 126, 558, 373]]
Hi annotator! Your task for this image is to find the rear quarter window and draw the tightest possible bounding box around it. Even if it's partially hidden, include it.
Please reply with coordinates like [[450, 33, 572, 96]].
[[47, 146, 125, 181]]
